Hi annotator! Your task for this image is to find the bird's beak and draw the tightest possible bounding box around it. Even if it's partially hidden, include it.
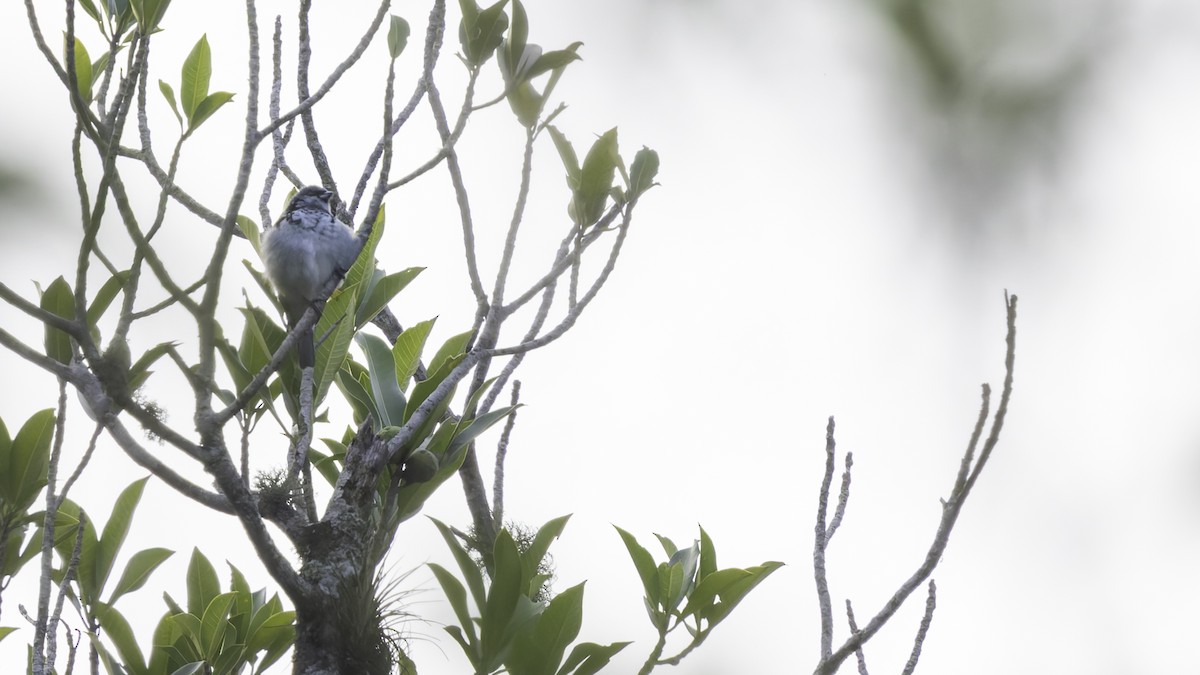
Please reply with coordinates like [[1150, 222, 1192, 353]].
[[321, 189, 334, 202]]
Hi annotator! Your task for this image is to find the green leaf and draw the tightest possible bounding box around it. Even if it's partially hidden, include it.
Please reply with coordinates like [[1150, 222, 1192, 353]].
[[3, 409, 55, 515], [78, 0, 102, 23], [680, 561, 783, 628], [130, 0, 172, 32], [187, 91, 234, 135], [92, 51, 111, 84], [571, 128, 619, 226], [448, 405, 518, 456], [314, 290, 359, 405], [654, 534, 678, 558], [428, 563, 479, 656], [628, 146, 660, 198], [128, 340, 175, 391], [334, 364, 377, 426], [507, 80, 543, 129], [96, 477, 149, 597], [108, 547, 173, 604], [66, 36, 95, 102], [460, 0, 509, 65], [159, 79, 183, 125], [388, 15, 411, 60], [501, 0, 528, 80], [186, 548, 220, 617], [405, 328, 472, 420], [698, 526, 717, 584], [40, 276, 75, 365], [524, 515, 570, 586], [392, 318, 435, 389], [180, 35, 213, 121], [614, 526, 659, 608], [86, 270, 130, 331], [237, 215, 261, 253], [525, 42, 582, 81], [557, 641, 631, 675], [356, 333, 406, 427], [199, 592, 237, 660], [431, 517, 487, 614], [481, 530, 523, 666], [94, 603, 146, 672], [355, 266, 423, 330], [546, 125, 581, 186], [536, 582, 585, 665]]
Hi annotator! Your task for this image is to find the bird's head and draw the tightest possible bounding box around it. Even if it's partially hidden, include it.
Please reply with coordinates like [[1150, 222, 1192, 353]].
[[289, 185, 335, 212]]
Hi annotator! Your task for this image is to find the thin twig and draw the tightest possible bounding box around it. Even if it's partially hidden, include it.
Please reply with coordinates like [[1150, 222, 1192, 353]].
[[845, 600, 870, 675], [491, 381, 521, 532], [901, 581, 937, 675], [813, 416, 837, 662]]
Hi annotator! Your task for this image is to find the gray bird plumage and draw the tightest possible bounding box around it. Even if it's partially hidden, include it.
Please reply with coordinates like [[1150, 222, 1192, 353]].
[[261, 186, 360, 367]]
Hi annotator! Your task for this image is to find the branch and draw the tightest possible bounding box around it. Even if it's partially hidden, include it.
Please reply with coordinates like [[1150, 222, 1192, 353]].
[[814, 293, 1018, 675], [900, 581, 937, 675], [258, 0, 391, 141], [813, 416, 837, 662]]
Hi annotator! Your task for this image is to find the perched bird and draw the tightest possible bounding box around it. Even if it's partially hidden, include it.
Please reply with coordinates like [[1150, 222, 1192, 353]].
[[260, 186, 360, 368]]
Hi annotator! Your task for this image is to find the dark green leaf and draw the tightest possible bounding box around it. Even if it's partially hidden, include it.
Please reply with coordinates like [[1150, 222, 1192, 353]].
[[698, 526, 717, 584], [392, 318, 435, 388], [186, 548, 220, 617], [96, 477, 149, 597], [356, 333, 406, 427], [482, 530, 522, 667], [614, 526, 659, 608], [428, 563, 479, 654], [557, 641, 631, 675], [40, 276, 75, 365], [536, 582, 585, 665], [430, 517, 487, 614], [86, 270, 130, 330], [3, 409, 55, 515], [131, 0, 172, 32], [108, 547, 173, 604], [524, 515, 570, 583], [95, 603, 146, 672], [355, 266, 423, 330], [78, 0, 102, 23], [681, 561, 783, 628]]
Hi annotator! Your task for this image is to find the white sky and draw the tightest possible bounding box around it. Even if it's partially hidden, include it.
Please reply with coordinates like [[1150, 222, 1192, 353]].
[[3, 1, 1200, 673]]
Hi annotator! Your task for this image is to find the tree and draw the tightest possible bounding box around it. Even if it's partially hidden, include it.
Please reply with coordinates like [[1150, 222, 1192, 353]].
[[0, 1, 1018, 673], [0, 0, 789, 673]]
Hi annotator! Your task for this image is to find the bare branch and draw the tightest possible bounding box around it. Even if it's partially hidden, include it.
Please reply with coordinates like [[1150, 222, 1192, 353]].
[[491, 381, 520, 532], [258, 0, 391, 141], [901, 581, 937, 675], [815, 294, 1018, 675], [844, 600, 869, 675], [826, 451, 853, 543], [813, 416, 837, 662]]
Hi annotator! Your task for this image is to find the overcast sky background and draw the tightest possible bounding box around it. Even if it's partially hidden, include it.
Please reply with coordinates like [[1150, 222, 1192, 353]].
[[3, 0, 1200, 673]]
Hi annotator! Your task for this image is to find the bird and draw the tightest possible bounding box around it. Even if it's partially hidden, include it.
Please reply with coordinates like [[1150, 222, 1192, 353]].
[[260, 185, 360, 368]]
